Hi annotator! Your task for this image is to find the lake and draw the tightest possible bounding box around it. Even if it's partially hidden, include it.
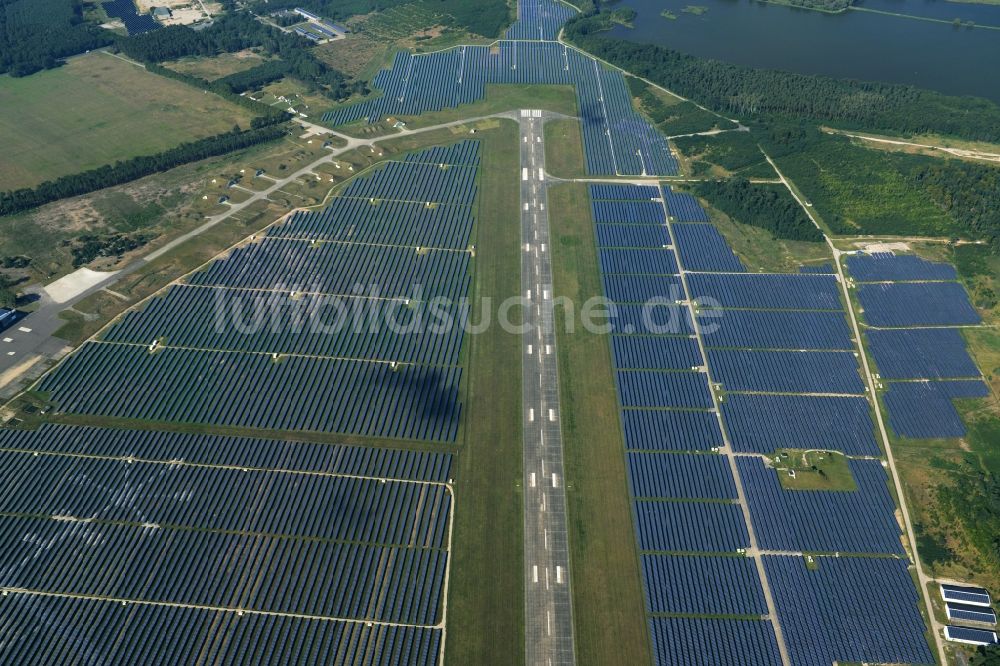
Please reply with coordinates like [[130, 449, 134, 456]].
[[608, 0, 1000, 103]]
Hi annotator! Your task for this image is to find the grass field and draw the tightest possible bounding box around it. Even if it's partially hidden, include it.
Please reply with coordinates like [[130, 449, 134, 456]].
[[164, 50, 268, 81], [549, 181, 653, 665], [444, 120, 525, 664], [0, 52, 255, 191], [544, 119, 586, 179], [773, 449, 857, 492], [0, 134, 330, 286]]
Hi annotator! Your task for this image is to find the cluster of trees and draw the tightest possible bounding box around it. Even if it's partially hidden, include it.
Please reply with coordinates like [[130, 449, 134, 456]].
[[629, 79, 736, 136], [65, 233, 150, 267], [763, 0, 851, 12], [0, 0, 112, 76], [564, 12, 1000, 143], [117, 13, 363, 100], [0, 124, 286, 216], [693, 178, 824, 242], [249, 0, 512, 37], [914, 160, 1000, 248]]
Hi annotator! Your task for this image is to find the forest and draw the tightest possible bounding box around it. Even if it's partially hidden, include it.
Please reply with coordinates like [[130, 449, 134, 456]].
[[692, 179, 824, 242], [0, 124, 287, 216], [564, 10, 1000, 143], [117, 13, 364, 100], [0, 0, 112, 76], [759, 124, 1000, 243]]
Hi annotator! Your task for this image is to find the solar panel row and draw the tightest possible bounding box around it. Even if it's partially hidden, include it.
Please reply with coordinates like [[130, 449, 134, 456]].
[[707, 349, 865, 395], [0, 594, 443, 666], [858, 282, 981, 327], [592, 199, 666, 224], [868, 328, 980, 380], [721, 394, 880, 456], [596, 223, 672, 248], [672, 223, 745, 273], [505, 0, 577, 40], [846, 253, 957, 282], [590, 184, 660, 201], [634, 500, 749, 552], [612, 335, 701, 370], [0, 451, 450, 548], [617, 370, 714, 409], [642, 555, 767, 616], [663, 189, 710, 223], [273, 198, 475, 248], [627, 452, 737, 499], [699, 309, 855, 351], [103, 285, 468, 366], [0, 424, 452, 482], [649, 618, 782, 666], [102, 0, 161, 34], [621, 408, 723, 451], [689, 273, 843, 311]]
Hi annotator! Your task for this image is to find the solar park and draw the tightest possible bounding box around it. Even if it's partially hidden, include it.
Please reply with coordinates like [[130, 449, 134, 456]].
[[4, 0, 995, 662], [590, 183, 937, 666]]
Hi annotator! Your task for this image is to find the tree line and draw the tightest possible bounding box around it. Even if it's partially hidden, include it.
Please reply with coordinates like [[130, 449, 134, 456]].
[[564, 10, 1000, 143], [0, 125, 286, 216]]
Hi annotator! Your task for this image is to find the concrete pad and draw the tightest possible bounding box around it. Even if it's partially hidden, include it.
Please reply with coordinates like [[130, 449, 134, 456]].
[[44, 268, 118, 304]]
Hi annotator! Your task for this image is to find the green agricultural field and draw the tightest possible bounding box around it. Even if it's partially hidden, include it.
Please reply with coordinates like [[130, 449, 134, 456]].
[[0, 52, 256, 191]]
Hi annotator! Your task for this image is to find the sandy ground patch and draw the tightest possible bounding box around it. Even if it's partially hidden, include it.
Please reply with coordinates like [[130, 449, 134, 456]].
[[45, 268, 118, 304], [858, 242, 911, 254]]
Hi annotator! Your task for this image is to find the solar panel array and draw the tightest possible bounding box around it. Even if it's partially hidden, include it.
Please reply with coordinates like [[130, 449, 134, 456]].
[[40, 142, 482, 442], [102, 0, 161, 34], [672, 224, 745, 273], [847, 252, 987, 440], [505, 0, 577, 40], [765, 556, 934, 666], [323, 42, 678, 176], [0, 424, 452, 665], [846, 252, 957, 282], [590, 183, 782, 662], [858, 282, 981, 327], [590, 183, 931, 665], [868, 328, 979, 380], [884, 380, 989, 439]]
